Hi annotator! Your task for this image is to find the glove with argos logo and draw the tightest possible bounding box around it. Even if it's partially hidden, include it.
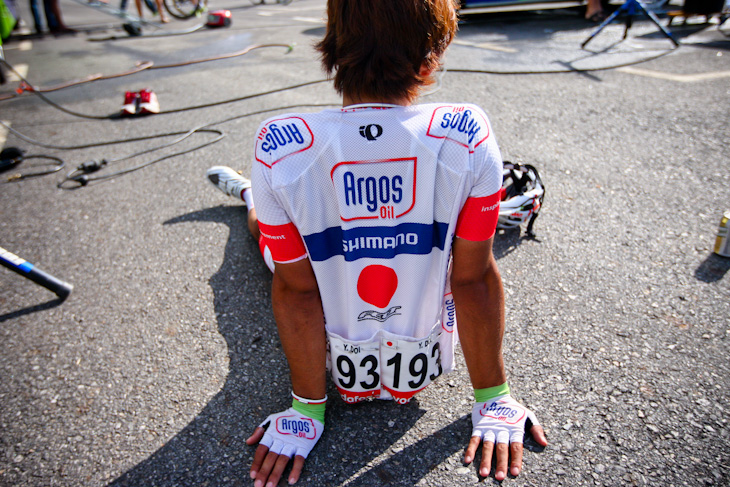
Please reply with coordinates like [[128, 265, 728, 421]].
[[258, 408, 324, 459], [471, 394, 540, 445]]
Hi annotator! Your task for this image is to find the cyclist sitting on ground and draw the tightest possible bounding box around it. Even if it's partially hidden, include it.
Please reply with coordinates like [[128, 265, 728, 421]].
[[207, 0, 548, 484]]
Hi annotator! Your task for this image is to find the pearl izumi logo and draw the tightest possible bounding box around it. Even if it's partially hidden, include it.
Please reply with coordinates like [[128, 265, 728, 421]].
[[359, 124, 383, 141]]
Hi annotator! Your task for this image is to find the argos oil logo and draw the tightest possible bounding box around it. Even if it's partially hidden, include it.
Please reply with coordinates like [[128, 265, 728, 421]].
[[255, 116, 314, 167], [479, 401, 526, 425], [442, 294, 455, 333], [427, 105, 489, 149], [275, 416, 317, 439], [331, 157, 416, 222]]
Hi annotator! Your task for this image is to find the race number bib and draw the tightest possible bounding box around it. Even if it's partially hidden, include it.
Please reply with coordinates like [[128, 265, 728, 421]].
[[380, 332, 444, 403], [328, 335, 381, 403], [328, 325, 446, 404]]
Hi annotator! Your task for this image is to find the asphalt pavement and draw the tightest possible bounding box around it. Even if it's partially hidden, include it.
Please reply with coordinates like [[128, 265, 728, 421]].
[[1, 0, 729, 485]]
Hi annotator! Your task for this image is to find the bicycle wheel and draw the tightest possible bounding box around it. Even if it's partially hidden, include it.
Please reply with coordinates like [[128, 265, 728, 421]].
[[164, 0, 206, 19]]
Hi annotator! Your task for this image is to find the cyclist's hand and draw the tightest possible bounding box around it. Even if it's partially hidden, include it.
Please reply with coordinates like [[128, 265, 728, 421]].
[[246, 408, 324, 486], [464, 394, 547, 480]]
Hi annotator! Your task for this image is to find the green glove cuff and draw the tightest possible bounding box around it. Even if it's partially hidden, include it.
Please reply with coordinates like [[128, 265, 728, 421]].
[[474, 383, 510, 403], [291, 393, 326, 424]]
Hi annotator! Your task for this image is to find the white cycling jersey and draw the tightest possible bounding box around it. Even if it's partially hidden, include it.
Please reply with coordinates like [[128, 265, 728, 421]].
[[252, 103, 503, 404]]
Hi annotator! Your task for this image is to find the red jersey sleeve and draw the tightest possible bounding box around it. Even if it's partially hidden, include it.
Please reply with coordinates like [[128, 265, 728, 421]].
[[454, 191, 501, 241], [257, 221, 307, 263], [251, 133, 308, 264]]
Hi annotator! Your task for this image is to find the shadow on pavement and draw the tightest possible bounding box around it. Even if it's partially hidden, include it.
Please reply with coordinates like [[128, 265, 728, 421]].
[[694, 252, 730, 283], [111, 204, 277, 486], [493, 227, 540, 260], [0, 297, 66, 323], [640, 22, 730, 47], [110, 205, 466, 486], [331, 412, 471, 487]]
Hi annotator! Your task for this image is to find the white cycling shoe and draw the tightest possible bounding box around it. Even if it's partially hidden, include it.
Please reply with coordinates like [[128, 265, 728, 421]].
[[206, 166, 251, 201]]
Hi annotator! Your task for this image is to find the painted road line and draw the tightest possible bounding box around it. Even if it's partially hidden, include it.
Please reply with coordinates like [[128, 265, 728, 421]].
[[618, 66, 730, 83], [0, 121, 10, 150], [1, 40, 32, 51], [452, 39, 518, 54], [5, 64, 29, 82], [258, 11, 322, 22], [292, 16, 324, 23], [258, 5, 325, 16]]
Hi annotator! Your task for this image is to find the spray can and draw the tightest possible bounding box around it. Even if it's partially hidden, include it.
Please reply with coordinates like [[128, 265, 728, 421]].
[[714, 211, 730, 258]]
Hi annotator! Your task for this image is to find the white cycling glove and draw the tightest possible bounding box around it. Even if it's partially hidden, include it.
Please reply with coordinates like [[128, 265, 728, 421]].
[[258, 407, 324, 459], [471, 394, 539, 445]]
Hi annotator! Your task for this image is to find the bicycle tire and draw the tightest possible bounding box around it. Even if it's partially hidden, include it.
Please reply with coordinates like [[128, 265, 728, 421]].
[[164, 0, 206, 19]]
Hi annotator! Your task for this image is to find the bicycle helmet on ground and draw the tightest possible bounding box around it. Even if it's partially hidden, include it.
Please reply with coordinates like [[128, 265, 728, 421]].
[[497, 161, 545, 237]]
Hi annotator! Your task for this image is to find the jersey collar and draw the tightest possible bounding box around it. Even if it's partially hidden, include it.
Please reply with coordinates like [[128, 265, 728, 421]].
[[341, 103, 403, 112]]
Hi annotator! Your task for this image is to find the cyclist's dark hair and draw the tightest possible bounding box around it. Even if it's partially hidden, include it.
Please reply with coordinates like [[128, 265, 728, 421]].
[[315, 0, 458, 103]]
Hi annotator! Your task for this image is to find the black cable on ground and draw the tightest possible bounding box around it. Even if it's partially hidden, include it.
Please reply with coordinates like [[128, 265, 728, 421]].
[[203, 103, 338, 128], [0, 119, 212, 151], [0, 55, 331, 121], [0, 120, 226, 186], [0, 32, 682, 186], [448, 45, 678, 75], [0, 32, 682, 120], [50, 103, 338, 188], [3, 61, 155, 98], [0, 155, 65, 183], [58, 127, 224, 188], [54, 102, 342, 188], [1, 98, 338, 187], [158, 79, 328, 114], [0, 58, 328, 119], [0, 43, 295, 102], [0, 59, 111, 119]]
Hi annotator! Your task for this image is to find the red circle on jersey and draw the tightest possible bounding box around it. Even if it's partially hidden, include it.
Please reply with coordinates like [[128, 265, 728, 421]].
[[357, 265, 398, 309]]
